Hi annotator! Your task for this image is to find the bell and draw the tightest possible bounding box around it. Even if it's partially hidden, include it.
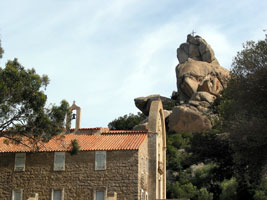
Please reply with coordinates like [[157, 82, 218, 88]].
[[72, 113, 76, 120]]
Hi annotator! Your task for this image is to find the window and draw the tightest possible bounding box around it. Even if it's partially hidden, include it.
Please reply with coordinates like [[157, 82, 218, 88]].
[[141, 157, 143, 173], [12, 189, 23, 200], [140, 189, 144, 200], [96, 191, 105, 200], [143, 157, 145, 173], [54, 152, 65, 171], [146, 158, 149, 174], [95, 151, 106, 170], [14, 153, 26, 171], [145, 191, 148, 200], [52, 189, 64, 200]]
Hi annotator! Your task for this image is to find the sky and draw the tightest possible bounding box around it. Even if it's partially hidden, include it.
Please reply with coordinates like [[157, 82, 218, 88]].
[[0, 0, 266, 128]]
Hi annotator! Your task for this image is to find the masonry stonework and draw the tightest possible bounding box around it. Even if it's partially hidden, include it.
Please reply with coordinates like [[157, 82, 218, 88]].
[[0, 150, 140, 200]]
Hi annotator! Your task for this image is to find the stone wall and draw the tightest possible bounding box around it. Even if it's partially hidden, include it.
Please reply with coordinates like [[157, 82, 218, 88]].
[[138, 137, 149, 199], [0, 150, 140, 200]]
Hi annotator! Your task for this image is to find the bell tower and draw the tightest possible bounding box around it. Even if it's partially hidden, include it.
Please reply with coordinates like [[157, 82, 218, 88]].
[[67, 101, 81, 132]]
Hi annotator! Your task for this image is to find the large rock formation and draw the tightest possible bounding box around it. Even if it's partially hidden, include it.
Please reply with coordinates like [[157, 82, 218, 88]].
[[175, 35, 229, 103], [135, 34, 229, 134], [169, 34, 229, 133]]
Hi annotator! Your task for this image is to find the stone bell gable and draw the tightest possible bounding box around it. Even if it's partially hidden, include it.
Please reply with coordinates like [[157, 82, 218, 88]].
[[147, 100, 166, 200]]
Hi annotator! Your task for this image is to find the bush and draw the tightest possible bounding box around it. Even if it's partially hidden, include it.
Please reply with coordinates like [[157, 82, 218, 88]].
[[253, 179, 267, 200], [219, 177, 238, 200]]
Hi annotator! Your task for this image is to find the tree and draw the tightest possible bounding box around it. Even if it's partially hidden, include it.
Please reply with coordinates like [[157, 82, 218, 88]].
[[0, 58, 69, 146], [108, 112, 146, 130], [215, 34, 267, 198], [0, 40, 3, 59]]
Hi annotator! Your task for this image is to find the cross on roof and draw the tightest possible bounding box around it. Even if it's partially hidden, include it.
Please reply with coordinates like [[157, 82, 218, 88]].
[[191, 30, 196, 36]]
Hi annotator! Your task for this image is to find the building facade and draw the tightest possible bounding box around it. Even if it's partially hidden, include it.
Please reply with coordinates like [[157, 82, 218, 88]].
[[0, 100, 166, 200]]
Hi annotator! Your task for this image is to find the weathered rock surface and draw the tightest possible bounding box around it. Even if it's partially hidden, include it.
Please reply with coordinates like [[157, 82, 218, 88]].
[[169, 34, 229, 134], [177, 34, 218, 64], [190, 91, 216, 104], [134, 95, 176, 116], [168, 105, 212, 134], [134, 34, 229, 134], [164, 110, 172, 119], [176, 58, 229, 102]]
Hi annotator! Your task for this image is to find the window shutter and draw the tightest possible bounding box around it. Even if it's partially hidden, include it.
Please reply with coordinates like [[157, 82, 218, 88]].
[[15, 153, 25, 171], [95, 151, 106, 170], [140, 189, 144, 200], [102, 152, 106, 169], [96, 191, 105, 200], [53, 190, 62, 200], [54, 152, 65, 171], [12, 189, 22, 200]]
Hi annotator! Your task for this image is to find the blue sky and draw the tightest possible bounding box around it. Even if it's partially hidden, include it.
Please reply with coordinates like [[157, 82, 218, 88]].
[[0, 0, 266, 128]]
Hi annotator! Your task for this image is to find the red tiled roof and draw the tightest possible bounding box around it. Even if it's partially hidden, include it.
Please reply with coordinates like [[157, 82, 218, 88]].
[[0, 134, 147, 153], [102, 130, 148, 134], [69, 128, 101, 131]]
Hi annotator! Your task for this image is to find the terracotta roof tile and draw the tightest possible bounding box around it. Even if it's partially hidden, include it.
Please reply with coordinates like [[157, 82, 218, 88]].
[[102, 130, 148, 134], [69, 128, 101, 131], [0, 134, 147, 153]]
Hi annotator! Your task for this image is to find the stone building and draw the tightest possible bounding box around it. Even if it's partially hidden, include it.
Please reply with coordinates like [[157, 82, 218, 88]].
[[0, 100, 166, 200]]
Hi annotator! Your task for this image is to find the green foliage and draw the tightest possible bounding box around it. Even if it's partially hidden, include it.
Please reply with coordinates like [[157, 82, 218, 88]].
[[70, 139, 80, 155], [167, 133, 192, 171], [167, 132, 222, 199], [219, 178, 238, 200], [108, 112, 146, 130], [0, 58, 69, 145], [214, 35, 267, 198], [0, 40, 3, 59], [167, 181, 213, 200], [166, 131, 236, 199], [191, 163, 217, 188], [253, 179, 267, 200], [197, 188, 213, 200], [190, 131, 234, 181]]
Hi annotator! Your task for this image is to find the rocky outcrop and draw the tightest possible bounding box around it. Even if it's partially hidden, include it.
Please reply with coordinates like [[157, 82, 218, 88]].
[[168, 105, 213, 134], [135, 34, 229, 134], [168, 34, 229, 133], [177, 34, 218, 64], [176, 58, 229, 103], [134, 95, 176, 116]]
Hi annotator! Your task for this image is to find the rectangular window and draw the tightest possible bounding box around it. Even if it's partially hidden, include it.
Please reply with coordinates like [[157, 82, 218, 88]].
[[140, 189, 144, 200], [95, 151, 106, 170], [96, 191, 105, 200], [146, 158, 149, 174], [54, 152, 65, 171], [14, 153, 26, 171], [12, 189, 23, 200], [143, 157, 145, 173], [145, 191, 148, 200], [52, 189, 64, 200]]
